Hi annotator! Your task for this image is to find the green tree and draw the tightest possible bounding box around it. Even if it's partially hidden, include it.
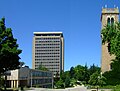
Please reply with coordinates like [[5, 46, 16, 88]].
[[103, 61, 120, 85], [0, 18, 22, 74], [37, 65, 49, 71], [56, 79, 64, 88], [54, 64, 101, 88], [101, 23, 118, 55], [89, 64, 100, 76], [97, 75, 106, 87], [73, 64, 91, 83], [0, 18, 22, 90], [89, 72, 99, 86], [65, 77, 70, 87], [102, 22, 120, 85], [0, 18, 21, 73], [88, 72, 106, 86], [0, 75, 4, 90], [60, 70, 66, 82], [69, 66, 75, 78], [83, 64, 90, 84], [74, 65, 85, 81], [70, 78, 77, 87]]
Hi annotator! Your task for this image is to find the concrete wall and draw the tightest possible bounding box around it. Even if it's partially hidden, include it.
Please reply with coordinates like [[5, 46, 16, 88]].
[[7, 69, 19, 80]]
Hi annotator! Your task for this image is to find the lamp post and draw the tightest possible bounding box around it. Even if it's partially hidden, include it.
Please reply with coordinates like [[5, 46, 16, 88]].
[[52, 74, 55, 89], [4, 73, 7, 91], [52, 74, 54, 89], [3, 68, 9, 91], [31, 71, 32, 88], [97, 72, 102, 91]]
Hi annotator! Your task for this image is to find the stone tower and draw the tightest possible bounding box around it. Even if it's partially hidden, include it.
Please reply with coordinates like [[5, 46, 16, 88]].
[[101, 7, 119, 73]]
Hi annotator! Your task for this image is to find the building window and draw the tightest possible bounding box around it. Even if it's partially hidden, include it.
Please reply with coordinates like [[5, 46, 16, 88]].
[[107, 18, 110, 25], [110, 64, 112, 70], [111, 18, 114, 25]]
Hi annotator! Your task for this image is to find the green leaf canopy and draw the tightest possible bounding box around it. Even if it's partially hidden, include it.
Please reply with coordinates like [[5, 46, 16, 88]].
[[0, 18, 22, 74]]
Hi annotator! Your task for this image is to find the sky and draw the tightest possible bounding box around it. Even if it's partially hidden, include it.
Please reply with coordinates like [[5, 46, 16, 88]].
[[0, 0, 120, 71]]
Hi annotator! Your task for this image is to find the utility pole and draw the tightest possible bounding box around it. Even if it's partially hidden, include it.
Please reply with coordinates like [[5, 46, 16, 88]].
[[31, 71, 32, 88], [4, 74, 7, 91], [52, 73, 54, 89]]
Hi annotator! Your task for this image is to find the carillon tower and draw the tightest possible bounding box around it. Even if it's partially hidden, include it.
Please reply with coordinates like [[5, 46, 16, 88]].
[[101, 6, 119, 73]]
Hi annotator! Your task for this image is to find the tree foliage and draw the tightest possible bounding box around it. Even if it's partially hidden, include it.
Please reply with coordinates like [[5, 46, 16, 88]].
[[37, 65, 49, 71], [0, 18, 22, 74], [102, 22, 120, 85], [88, 72, 106, 86], [69, 66, 75, 78], [55, 78, 64, 88], [101, 23, 120, 56], [0, 75, 4, 89], [54, 64, 100, 88], [89, 64, 100, 76], [65, 77, 70, 87]]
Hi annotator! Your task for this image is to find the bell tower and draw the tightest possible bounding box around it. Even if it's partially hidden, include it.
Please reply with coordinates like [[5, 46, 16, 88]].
[[101, 6, 119, 73]]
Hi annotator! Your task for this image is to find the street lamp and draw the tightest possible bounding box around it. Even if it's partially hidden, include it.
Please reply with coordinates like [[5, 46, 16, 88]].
[[31, 71, 32, 88], [52, 74, 54, 89], [97, 72, 103, 91], [52, 74, 55, 89]]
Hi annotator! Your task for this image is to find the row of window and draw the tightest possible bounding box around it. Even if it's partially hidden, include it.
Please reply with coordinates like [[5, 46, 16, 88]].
[[35, 41, 61, 44], [35, 55, 60, 57], [35, 47, 60, 49], [35, 48, 60, 52], [35, 40, 60, 43], [35, 44, 60, 47], [35, 58, 60, 60], [35, 51, 60, 53], [35, 64, 60, 67], [35, 40, 61, 43], [35, 37, 60, 40], [35, 57, 60, 60], [35, 52, 60, 54], [35, 45, 60, 48], [31, 71, 52, 77], [35, 43, 59, 46], [30, 79, 52, 85], [35, 53, 60, 55], [107, 17, 114, 25], [35, 67, 60, 71], [51, 69, 60, 72], [36, 67, 60, 69], [35, 61, 60, 63], [35, 45, 60, 47]]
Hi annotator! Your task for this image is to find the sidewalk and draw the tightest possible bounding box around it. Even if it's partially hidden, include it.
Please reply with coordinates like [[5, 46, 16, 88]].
[[87, 89, 112, 91], [26, 86, 87, 91]]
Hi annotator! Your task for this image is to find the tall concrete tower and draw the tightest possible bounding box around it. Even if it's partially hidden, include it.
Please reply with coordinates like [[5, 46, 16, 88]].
[[101, 7, 119, 73], [32, 32, 64, 77]]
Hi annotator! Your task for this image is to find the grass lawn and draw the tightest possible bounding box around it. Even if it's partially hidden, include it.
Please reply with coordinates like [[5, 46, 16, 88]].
[[86, 85, 120, 91], [1, 87, 32, 91], [91, 85, 120, 91]]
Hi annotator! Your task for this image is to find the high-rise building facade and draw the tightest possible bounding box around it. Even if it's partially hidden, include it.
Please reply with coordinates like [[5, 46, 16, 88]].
[[101, 7, 119, 73], [32, 32, 64, 76]]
